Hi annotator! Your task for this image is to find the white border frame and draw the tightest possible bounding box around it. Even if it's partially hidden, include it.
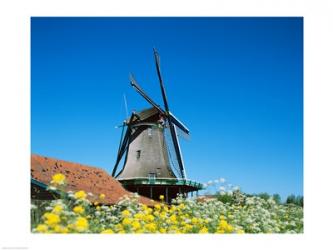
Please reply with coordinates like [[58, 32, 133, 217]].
[[1, 0, 333, 249]]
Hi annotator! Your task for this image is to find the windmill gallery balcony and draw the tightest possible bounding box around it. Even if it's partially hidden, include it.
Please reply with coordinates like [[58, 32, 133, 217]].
[[118, 177, 204, 203]]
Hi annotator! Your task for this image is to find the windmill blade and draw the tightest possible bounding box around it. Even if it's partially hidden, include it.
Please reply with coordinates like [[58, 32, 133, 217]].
[[163, 125, 184, 178], [154, 49, 188, 179], [153, 49, 189, 134], [167, 120, 187, 179], [112, 114, 136, 177], [130, 73, 165, 114], [153, 48, 170, 112], [169, 112, 190, 135], [116, 122, 126, 155], [111, 127, 131, 177], [175, 125, 190, 141], [153, 50, 190, 135]]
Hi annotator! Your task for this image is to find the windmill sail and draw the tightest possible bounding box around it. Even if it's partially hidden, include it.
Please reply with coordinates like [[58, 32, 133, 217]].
[[163, 119, 183, 179]]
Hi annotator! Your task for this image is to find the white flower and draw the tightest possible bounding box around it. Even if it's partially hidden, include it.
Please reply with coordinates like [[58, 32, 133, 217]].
[[133, 192, 139, 198]]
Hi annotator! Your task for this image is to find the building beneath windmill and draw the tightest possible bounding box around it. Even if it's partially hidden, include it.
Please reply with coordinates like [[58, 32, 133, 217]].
[[112, 49, 203, 203]]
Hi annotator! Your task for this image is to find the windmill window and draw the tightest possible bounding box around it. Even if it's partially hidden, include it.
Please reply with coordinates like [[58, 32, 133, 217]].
[[136, 150, 141, 160], [148, 128, 152, 137]]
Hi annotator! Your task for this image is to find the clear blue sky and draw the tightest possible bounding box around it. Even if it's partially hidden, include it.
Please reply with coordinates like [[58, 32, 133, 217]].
[[31, 17, 303, 199]]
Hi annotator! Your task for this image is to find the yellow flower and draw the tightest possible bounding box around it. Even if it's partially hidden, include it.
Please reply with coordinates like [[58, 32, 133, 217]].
[[96, 206, 101, 211], [144, 207, 153, 214], [99, 193, 106, 200], [43, 212, 60, 226], [159, 195, 164, 200], [154, 204, 161, 210], [101, 229, 114, 234], [153, 211, 160, 217], [199, 227, 209, 233], [237, 229, 245, 234], [219, 220, 228, 229], [73, 205, 85, 214], [184, 224, 193, 233], [54, 225, 69, 234], [169, 225, 178, 232], [178, 203, 186, 210], [144, 214, 154, 222], [36, 224, 48, 233], [115, 223, 123, 231], [191, 217, 198, 224], [131, 220, 141, 230], [122, 209, 131, 217], [74, 217, 89, 232], [52, 205, 63, 214], [122, 218, 132, 226], [216, 229, 225, 234], [74, 190, 87, 200], [218, 219, 234, 233], [219, 215, 226, 220], [226, 224, 234, 233], [134, 213, 144, 220], [51, 173, 65, 185], [144, 223, 157, 232], [170, 214, 177, 223], [160, 211, 167, 219], [159, 228, 167, 233]]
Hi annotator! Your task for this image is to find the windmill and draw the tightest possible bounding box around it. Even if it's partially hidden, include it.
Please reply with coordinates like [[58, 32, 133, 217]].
[[112, 49, 203, 203]]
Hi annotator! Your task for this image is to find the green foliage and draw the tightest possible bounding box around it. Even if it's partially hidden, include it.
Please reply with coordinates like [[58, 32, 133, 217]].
[[216, 193, 234, 204], [286, 194, 296, 204], [272, 194, 281, 204], [286, 194, 303, 206], [256, 192, 270, 201]]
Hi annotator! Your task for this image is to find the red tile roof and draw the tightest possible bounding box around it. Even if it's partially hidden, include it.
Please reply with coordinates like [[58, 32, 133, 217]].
[[31, 154, 154, 205]]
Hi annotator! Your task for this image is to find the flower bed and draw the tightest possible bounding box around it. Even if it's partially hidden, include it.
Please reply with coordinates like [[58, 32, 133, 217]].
[[31, 174, 303, 234]]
